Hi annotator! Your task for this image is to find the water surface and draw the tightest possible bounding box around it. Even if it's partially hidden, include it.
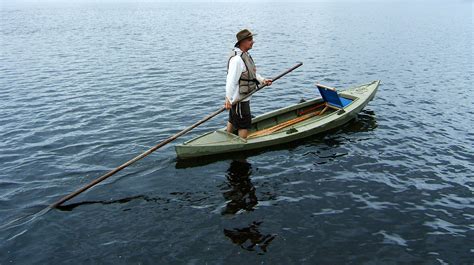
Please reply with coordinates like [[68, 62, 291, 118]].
[[1, 1, 473, 264]]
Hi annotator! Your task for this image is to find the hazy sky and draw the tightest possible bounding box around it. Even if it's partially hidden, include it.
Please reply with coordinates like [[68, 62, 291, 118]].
[[5, 0, 468, 5], [8, 0, 463, 2]]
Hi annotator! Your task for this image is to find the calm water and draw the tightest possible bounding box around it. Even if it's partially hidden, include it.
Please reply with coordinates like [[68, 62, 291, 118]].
[[1, 1, 473, 264]]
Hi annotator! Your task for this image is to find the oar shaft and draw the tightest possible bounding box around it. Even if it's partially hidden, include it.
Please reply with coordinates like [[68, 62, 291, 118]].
[[50, 62, 303, 208], [50, 107, 224, 208]]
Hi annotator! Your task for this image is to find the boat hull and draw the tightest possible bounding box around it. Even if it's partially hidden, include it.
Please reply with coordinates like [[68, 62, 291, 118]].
[[176, 80, 380, 159]]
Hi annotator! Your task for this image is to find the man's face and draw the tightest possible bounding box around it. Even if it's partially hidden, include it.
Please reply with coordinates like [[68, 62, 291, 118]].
[[240, 37, 254, 51]]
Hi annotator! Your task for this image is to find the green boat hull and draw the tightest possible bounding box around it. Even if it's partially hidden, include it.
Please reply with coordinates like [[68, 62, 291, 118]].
[[175, 80, 380, 159]]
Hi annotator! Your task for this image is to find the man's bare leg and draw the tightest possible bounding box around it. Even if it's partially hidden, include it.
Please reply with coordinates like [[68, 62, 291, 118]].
[[238, 129, 248, 139], [226, 122, 234, 133]]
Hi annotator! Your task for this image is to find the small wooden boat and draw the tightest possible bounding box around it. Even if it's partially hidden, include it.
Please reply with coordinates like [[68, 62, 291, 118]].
[[175, 80, 380, 159]]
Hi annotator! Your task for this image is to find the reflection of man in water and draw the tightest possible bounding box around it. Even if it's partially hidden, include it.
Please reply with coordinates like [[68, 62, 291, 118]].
[[224, 221, 276, 254], [222, 160, 276, 253], [221, 160, 257, 215]]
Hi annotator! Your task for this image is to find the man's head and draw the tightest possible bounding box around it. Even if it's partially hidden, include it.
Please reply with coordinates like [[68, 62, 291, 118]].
[[235, 29, 255, 52]]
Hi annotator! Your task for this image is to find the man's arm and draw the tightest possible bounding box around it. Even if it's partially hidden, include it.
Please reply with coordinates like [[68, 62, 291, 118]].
[[225, 56, 243, 108]]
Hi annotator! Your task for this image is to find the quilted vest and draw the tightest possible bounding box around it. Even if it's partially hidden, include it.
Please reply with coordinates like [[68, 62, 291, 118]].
[[227, 50, 258, 95]]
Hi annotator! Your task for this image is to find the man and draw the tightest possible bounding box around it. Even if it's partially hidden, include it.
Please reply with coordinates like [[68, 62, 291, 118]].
[[225, 29, 272, 139]]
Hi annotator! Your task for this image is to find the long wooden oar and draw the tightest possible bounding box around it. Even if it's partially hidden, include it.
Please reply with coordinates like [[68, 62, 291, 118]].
[[248, 102, 326, 138], [50, 62, 303, 208]]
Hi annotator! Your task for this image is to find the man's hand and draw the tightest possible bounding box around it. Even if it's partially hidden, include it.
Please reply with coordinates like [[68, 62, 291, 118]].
[[224, 97, 232, 110], [263, 79, 273, 86]]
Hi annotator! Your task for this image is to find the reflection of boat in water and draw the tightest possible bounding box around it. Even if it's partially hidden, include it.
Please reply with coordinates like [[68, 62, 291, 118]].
[[176, 80, 380, 159]]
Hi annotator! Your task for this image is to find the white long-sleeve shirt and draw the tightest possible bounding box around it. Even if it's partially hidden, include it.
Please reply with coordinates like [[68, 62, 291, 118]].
[[225, 47, 265, 104]]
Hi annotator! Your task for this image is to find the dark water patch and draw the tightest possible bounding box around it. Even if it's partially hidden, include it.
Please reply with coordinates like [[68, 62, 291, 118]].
[[224, 221, 276, 255], [56, 195, 165, 211]]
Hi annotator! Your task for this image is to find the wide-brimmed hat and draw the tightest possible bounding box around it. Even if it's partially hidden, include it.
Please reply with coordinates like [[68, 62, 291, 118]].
[[235, 29, 256, 46]]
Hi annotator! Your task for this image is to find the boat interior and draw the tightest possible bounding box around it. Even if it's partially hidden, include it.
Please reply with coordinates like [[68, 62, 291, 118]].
[[247, 85, 356, 138], [247, 99, 332, 138]]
